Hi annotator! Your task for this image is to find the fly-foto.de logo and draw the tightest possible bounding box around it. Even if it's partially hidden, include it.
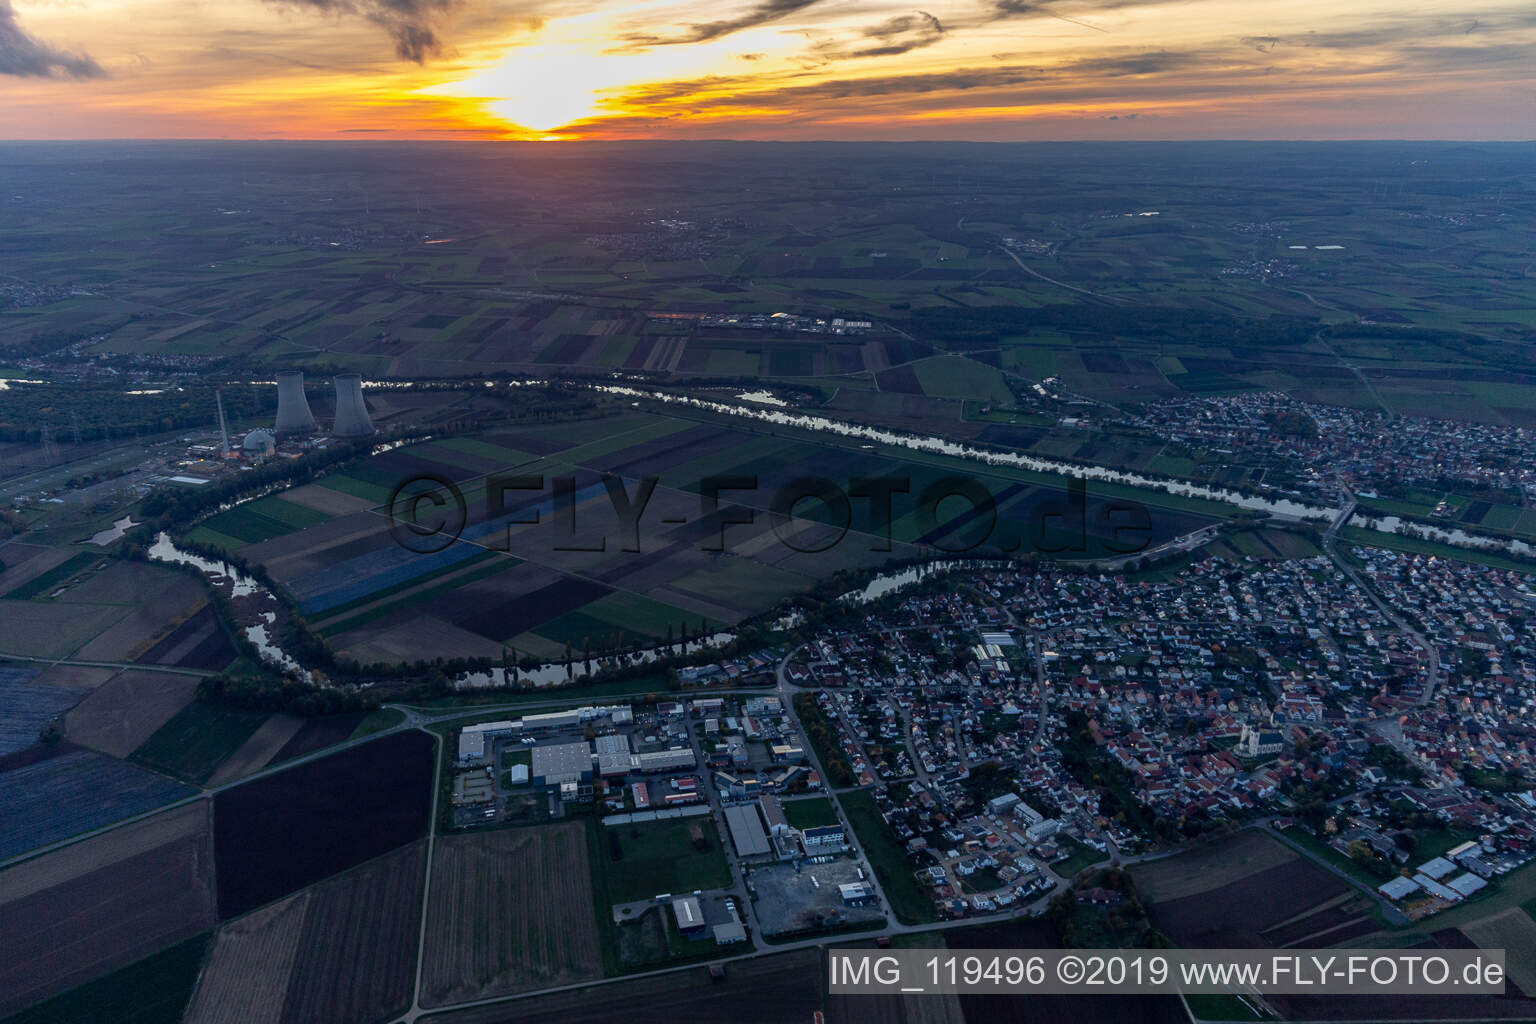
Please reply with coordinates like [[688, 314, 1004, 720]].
[[383, 473, 1156, 558]]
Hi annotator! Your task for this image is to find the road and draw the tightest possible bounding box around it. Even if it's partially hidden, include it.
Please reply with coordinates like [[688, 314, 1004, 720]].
[[0, 652, 217, 678], [1320, 495, 1443, 705], [403, 724, 447, 1023], [997, 243, 1122, 305]]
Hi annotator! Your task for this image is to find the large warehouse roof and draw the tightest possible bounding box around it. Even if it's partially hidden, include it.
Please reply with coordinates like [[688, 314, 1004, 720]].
[[723, 804, 770, 857], [531, 741, 593, 784]]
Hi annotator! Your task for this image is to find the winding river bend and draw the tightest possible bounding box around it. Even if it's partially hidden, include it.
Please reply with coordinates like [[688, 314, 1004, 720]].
[[145, 381, 1531, 691], [597, 384, 1536, 561], [148, 525, 980, 692]]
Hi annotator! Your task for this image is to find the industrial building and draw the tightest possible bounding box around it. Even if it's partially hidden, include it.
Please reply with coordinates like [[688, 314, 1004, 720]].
[[274, 370, 316, 438], [594, 734, 634, 777], [242, 428, 276, 457], [456, 720, 517, 764], [635, 748, 696, 773], [760, 795, 790, 837], [454, 705, 635, 764], [531, 741, 594, 786], [331, 373, 375, 437], [723, 804, 771, 858], [713, 921, 747, 945], [671, 896, 706, 935], [839, 882, 876, 906]]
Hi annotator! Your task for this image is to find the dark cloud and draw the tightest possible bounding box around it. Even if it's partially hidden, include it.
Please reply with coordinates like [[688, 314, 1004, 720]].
[[1241, 13, 1536, 54], [988, 0, 1111, 32], [1066, 50, 1196, 75], [842, 11, 945, 58], [613, 47, 1223, 117], [265, 0, 463, 63], [619, 0, 822, 49], [0, 0, 105, 78]]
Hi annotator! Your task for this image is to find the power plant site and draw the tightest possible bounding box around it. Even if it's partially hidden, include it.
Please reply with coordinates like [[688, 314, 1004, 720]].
[[174, 372, 374, 485]]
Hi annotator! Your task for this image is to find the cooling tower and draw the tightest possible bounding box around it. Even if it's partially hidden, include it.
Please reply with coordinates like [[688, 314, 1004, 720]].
[[274, 370, 317, 438], [331, 373, 375, 437]]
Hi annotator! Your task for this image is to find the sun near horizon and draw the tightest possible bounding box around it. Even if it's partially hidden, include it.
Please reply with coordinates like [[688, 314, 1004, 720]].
[[0, 0, 1533, 141]]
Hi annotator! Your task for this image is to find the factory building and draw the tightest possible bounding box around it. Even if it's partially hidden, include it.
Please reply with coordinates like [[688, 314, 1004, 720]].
[[672, 896, 706, 935], [635, 748, 696, 773], [724, 804, 771, 858], [713, 921, 747, 945], [594, 734, 634, 777], [457, 720, 517, 765], [531, 741, 594, 787]]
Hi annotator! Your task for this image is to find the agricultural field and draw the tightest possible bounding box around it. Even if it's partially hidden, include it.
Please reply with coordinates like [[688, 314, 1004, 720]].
[[421, 822, 602, 1006], [1267, 927, 1536, 1022], [185, 494, 333, 551], [266, 712, 370, 764], [0, 749, 199, 861], [1134, 830, 1370, 949], [1, 934, 212, 1024], [945, 919, 1188, 1024], [183, 839, 427, 1024], [1461, 910, 1536, 997], [423, 948, 825, 1024], [2, 144, 1534, 418], [205, 714, 308, 786], [0, 666, 89, 755], [182, 895, 311, 1024], [128, 701, 273, 785], [64, 669, 201, 759], [0, 800, 215, 1018], [1204, 527, 1324, 563], [595, 817, 733, 906], [132, 605, 239, 674], [0, 559, 215, 664], [231, 408, 1215, 666], [212, 730, 434, 919]]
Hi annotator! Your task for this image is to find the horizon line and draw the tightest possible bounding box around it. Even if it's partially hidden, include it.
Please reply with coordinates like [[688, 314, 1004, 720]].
[[1, 137, 1534, 145]]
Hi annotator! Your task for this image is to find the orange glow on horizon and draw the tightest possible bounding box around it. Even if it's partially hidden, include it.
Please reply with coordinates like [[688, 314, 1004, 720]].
[[0, 0, 1531, 140]]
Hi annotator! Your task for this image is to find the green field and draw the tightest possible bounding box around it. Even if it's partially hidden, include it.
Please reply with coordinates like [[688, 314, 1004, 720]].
[[128, 702, 272, 783], [909, 355, 1014, 403], [1, 553, 103, 600], [191, 495, 331, 547], [782, 796, 841, 830], [838, 789, 937, 925], [596, 817, 733, 904], [0, 933, 211, 1024], [349, 707, 405, 739]]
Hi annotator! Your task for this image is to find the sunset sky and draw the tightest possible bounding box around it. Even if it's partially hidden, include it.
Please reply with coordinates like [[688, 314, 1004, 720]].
[[1, 0, 1533, 140]]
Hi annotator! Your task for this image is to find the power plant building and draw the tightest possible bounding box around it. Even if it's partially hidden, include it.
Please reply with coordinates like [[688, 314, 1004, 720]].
[[274, 370, 317, 438], [331, 373, 375, 437]]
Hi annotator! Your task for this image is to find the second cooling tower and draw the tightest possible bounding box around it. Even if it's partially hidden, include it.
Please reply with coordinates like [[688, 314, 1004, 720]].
[[274, 370, 317, 437], [331, 373, 375, 437]]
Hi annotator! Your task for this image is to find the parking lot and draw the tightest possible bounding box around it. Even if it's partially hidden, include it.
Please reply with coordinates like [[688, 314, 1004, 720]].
[[749, 856, 885, 936]]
